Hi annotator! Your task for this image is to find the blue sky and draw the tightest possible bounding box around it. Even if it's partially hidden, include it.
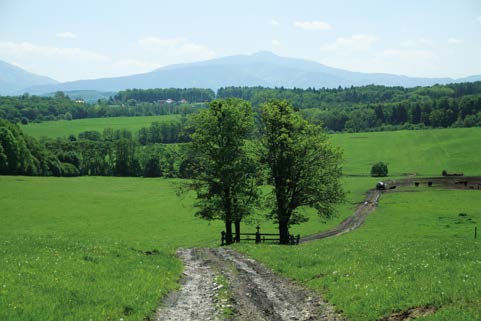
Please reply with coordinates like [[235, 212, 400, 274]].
[[1, 0, 480, 81]]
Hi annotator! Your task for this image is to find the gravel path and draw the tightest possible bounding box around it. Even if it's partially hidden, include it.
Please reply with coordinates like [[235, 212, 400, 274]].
[[155, 248, 344, 321], [154, 249, 220, 321]]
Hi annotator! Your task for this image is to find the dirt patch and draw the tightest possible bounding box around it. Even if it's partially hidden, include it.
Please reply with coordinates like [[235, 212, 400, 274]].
[[154, 248, 220, 321], [382, 305, 437, 321], [155, 248, 344, 321]]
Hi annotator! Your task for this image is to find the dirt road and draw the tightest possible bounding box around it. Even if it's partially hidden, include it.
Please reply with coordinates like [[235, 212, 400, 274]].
[[155, 248, 344, 321]]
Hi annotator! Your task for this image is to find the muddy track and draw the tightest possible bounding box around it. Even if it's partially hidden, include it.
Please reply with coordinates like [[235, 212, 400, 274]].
[[155, 248, 344, 321], [300, 175, 481, 242], [300, 189, 381, 243]]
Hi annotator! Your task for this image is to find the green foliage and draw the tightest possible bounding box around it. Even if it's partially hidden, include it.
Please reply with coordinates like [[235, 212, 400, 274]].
[[0, 119, 61, 176], [187, 98, 258, 244], [0, 93, 204, 124], [114, 88, 215, 103], [260, 100, 344, 243], [371, 162, 388, 177], [217, 82, 481, 132]]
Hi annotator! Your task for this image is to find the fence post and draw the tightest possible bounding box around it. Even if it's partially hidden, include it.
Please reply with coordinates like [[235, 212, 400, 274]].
[[475, 226, 478, 240], [255, 225, 261, 244], [296, 234, 300, 245], [221, 231, 225, 246]]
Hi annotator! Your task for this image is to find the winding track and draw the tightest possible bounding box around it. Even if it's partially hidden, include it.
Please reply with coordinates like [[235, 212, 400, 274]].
[[155, 176, 481, 321]]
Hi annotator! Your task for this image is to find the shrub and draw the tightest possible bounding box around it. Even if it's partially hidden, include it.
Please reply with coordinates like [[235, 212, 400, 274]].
[[371, 162, 388, 177]]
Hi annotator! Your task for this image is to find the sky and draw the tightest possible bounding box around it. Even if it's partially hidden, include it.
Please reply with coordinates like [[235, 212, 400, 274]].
[[0, 0, 480, 82]]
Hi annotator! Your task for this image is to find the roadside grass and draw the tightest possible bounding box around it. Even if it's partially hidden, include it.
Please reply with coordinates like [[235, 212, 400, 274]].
[[236, 188, 481, 320], [21, 114, 181, 139]]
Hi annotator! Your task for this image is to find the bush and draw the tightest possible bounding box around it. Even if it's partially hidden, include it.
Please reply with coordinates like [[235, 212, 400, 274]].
[[371, 162, 388, 177], [60, 162, 80, 177]]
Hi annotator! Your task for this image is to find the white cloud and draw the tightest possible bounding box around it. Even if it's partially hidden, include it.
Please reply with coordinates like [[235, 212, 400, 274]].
[[448, 38, 462, 44], [294, 20, 331, 30], [0, 41, 108, 62], [56, 32, 77, 39], [400, 38, 433, 48], [477, 15, 481, 22], [320, 34, 377, 52], [271, 40, 281, 46], [270, 19, 280, 27], [0, 41, 161, 81], [138, 36, 215, 60], [112, 59, 162, 71], [382, 48, 435, 60]]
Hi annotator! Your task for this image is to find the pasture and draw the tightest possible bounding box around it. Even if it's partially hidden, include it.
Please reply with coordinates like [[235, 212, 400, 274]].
[[1, 126, 481, 320], [21, 114, 181, 139], [238, 188, 481, 320], [0, 175, 372, 320]]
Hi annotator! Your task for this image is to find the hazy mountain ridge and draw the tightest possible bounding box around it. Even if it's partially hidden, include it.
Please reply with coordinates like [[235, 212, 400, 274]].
[[0, 60, 58, 95], [2, 52, 481, 95]]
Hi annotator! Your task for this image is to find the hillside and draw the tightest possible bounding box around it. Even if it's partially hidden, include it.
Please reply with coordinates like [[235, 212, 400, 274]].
[[0, 60, 58, 95], [24, 52, 481, 94]]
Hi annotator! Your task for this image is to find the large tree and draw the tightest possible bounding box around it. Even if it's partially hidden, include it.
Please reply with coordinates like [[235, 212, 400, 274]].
[[260, 100, 344, 244], [188, 98, 258, 244]]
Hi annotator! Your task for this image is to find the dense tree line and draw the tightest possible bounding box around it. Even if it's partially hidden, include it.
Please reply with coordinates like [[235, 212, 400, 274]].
[[0, 91, 205, 123], [1, 119, 63, 176], [217, 82, 481, 132], [114, 88, 215, 103], [1, 115, 193, 178], [2, 82, 481, 132]]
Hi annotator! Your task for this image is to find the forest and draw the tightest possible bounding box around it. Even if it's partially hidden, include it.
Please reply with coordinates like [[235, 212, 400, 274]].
[[2, 82, 481, 179], [1, 82, 481, 132]]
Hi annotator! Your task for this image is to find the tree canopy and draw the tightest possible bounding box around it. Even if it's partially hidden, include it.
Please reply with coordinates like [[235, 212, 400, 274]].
[[260, 100, 344, 244], [187, 98, 258, 244]]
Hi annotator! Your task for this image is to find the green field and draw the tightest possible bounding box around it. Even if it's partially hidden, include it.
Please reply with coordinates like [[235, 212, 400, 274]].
[[22, 117, 481, 177], [238, 188, 481, 320], [331, 127, 481, 176], [1, 127, 481, 320], [21, 115, 181, 139]]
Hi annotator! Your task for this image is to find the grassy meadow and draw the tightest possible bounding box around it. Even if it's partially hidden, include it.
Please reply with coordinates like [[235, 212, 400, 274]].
[[331, 127, 481, 176], [1, 125, 481, 320], [21, 114, 181, 139], [237, 187, 481, 320], [0, 175, 373, 320]]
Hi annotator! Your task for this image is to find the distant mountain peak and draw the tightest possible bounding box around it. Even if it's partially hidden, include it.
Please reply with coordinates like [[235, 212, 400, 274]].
[[251, 51, 278, 57], [19, 53, 481, 95], [0, 59, 58, 95]]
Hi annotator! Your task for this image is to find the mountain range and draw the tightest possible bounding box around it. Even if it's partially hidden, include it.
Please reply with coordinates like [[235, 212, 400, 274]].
[[1, 51, 480, 96], [0, 60, 58, 95]]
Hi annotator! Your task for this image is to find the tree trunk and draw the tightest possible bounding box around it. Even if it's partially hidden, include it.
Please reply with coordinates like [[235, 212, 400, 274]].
[[234, 221, 241, 243], [225, 220, 233, 245], [279, 220, 290, 244], [224, 186, 233, 245]]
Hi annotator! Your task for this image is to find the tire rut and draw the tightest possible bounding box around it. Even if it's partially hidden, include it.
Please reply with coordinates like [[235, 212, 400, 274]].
[[155, 248, 344, 321]]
